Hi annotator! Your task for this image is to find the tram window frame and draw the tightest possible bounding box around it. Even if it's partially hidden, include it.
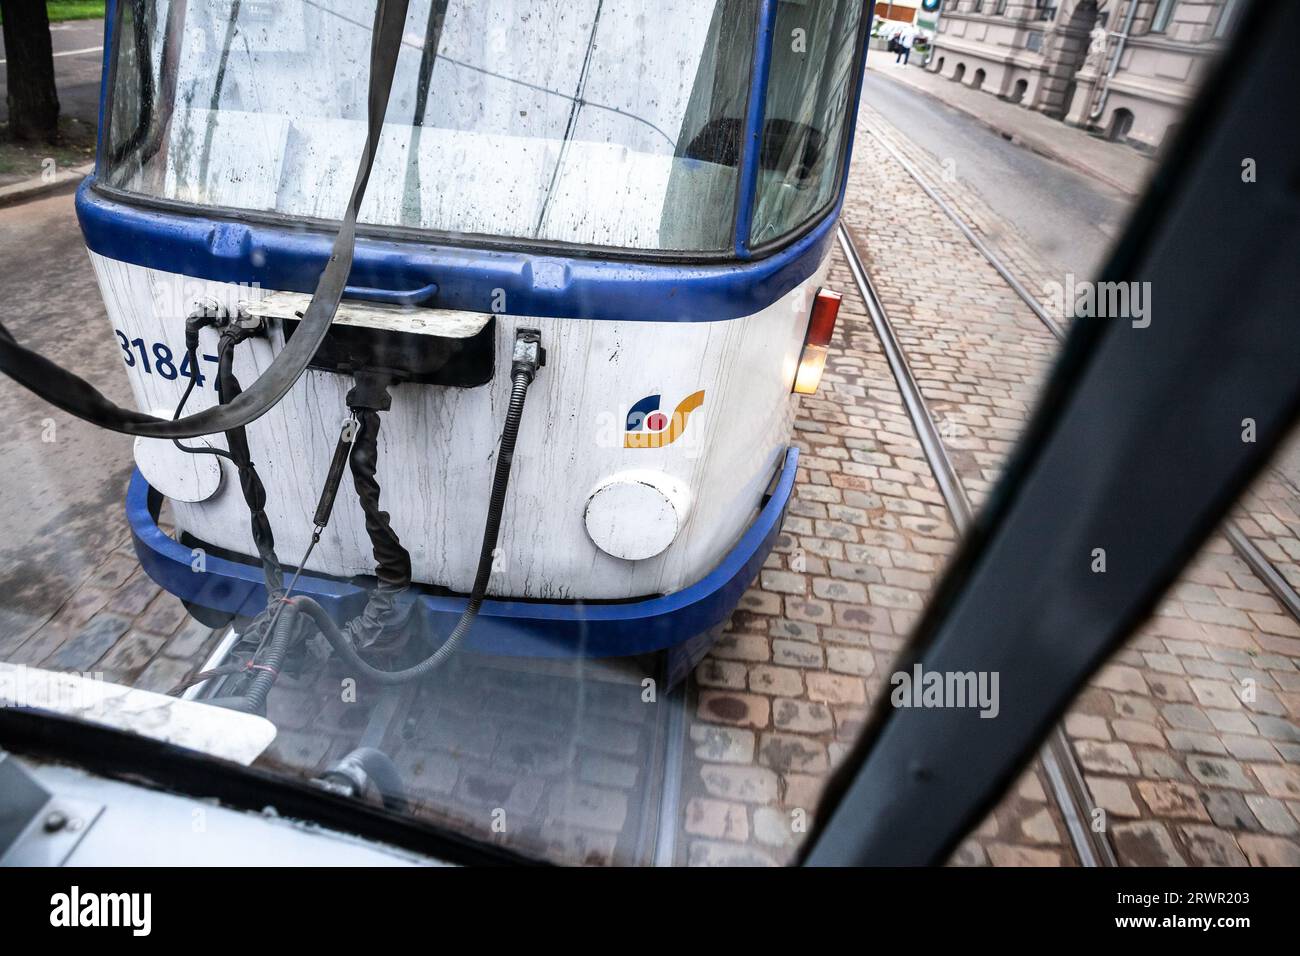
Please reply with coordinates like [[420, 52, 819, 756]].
[[745, 0, 871, 256], [92, 0, 869, 266], [95, 0, 760, 263]]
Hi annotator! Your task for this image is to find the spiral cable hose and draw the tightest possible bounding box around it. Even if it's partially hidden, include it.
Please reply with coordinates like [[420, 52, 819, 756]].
[[292, 369, 534, 684]]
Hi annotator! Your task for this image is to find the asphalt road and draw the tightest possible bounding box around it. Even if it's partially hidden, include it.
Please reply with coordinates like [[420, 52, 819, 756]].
[[861, 68, 1131, 279], [0, 18, 105, 128], [0, 191, 135, 640]]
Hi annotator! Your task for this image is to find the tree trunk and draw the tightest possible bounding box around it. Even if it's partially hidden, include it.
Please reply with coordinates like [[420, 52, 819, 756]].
[[1, 0, 61, 143]]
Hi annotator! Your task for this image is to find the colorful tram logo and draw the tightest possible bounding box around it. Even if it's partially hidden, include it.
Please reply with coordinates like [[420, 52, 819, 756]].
[[624, 390, 705, 449]]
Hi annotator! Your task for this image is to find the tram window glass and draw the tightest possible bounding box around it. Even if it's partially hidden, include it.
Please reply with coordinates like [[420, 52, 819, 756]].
[[748, 0, 863, 247], [100, 0, 759, 253]]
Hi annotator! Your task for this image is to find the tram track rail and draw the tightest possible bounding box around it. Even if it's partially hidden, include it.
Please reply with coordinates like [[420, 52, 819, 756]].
[[835, 223, 1117, 867]]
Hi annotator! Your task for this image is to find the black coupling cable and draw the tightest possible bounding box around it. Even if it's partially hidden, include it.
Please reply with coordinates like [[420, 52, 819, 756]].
[[346, 369, 412, 590], [339, 369, 415, 650], [292, 330, 546, 684], [215, 327, 284, 595]]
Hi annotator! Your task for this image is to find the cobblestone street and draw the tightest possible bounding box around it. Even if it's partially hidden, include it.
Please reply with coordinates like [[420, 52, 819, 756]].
[[677, 95, 1300, 866]]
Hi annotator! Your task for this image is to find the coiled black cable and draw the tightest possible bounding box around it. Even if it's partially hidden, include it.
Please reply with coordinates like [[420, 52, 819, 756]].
[[215, 329, 284, 595], [292, 365, 536, 684], [347, 373, 412, 591]]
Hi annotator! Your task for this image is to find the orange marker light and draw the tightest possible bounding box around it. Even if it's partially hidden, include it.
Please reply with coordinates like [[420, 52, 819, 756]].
[[793, 289, 841, 395]]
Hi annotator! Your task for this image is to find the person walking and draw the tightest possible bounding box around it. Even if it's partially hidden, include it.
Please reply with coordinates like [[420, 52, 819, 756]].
[[895, 30, 912, 66]]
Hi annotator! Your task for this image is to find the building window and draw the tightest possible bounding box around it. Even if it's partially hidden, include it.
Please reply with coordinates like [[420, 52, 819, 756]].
[[1152, 0, 1177, 34], [1036, 1, 1057, 22], [1214, 0, 1242, 39], [995, 0, 1008, 14]]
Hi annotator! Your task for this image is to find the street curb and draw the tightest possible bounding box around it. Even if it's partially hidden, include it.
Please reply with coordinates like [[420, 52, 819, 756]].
[[0, 162, 95, 210], [873, 67, 1148, 198]]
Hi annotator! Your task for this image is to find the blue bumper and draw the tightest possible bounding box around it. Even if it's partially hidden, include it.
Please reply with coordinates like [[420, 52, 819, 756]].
[[127, 447, 798, 658]]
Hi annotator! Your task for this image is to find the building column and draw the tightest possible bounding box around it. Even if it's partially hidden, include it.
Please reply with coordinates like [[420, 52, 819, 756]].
[[1064, 67, 1102, 126]]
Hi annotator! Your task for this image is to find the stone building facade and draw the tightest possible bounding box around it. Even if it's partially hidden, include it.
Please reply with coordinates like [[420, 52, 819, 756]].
[[925, 0, 1245, 151]]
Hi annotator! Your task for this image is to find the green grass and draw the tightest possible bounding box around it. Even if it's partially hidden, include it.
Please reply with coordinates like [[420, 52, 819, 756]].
[[44, 1, 104, 22], [46, 2, 105, 22], [0, 3, 105, 25]]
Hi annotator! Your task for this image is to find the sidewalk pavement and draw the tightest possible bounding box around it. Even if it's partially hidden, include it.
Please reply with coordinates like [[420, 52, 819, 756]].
[[0, 162, 95, 209], [864, 57, 1155, 198]]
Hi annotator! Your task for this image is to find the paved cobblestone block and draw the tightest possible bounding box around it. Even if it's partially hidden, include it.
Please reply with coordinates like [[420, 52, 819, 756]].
[[771, 698, 834, 734], [709, 633, 770, 663], [104, 573, 161, 618], [685, 797, 749, 842], [1064, 713, 1110, 740], [699, 764, 780, 804], [689, 724, 755, 765], [759, 570, 806, 595], [1244, 794, 1299, 835], [133, 655, 193, 694], [396, 749, 459, 798], [752, 806, 799, 850], [45, 614, 130, 671], [805, 671, 866, 705], [163, 616, 219, 661], [1251, 763, 1300, 800], [1179, 825, 1248, 866], [1136, 781, 1210, 821], [1074, 740, 1140, 776], [96, 630, 165, 682], [9, 623, 72, 666], [1237, 833, 1300, 866], [757, 732, 830, 774], [696, 691, 770, 729], [827, 645, 875, 677], [1093, 664, 1149, 695], [89, 553, 138, 591], [748, 665, 804, 698], [1222, 734, 1279, 761], [1112, 720, 1165, 746], [694, 658, 747, 690], [1086, 776, 1140, 818], [542, 825, 619, 867], [688, 840, 778, 867], [1162, 703, 1215, 732], [1110, 821, 1187, 866], [985, 843, 1063, 867], [1186, 756, 1253, 791], [579, 754, 639, 791], [134, 591, 189, 637], [48, 587, 111, 631], [1167, 730, 1228, 756], [543, 783, 627, 833], [771, 639, 824, 669], [812, 577, 868, 604]]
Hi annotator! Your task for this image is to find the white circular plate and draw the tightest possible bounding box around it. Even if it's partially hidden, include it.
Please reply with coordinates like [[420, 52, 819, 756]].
[[133, 408, 223, 503], [584, 471, 692, 561]]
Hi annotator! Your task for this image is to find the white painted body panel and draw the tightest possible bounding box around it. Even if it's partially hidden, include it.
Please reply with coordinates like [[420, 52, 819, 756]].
[[90, 252, 824, 599]]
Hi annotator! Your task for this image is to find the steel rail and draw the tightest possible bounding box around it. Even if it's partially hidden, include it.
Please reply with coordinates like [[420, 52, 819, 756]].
[[836, 224, 1117, 867]]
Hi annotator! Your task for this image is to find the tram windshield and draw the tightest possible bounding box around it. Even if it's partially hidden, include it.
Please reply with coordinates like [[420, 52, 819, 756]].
[[102, 0, 764, 253]]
